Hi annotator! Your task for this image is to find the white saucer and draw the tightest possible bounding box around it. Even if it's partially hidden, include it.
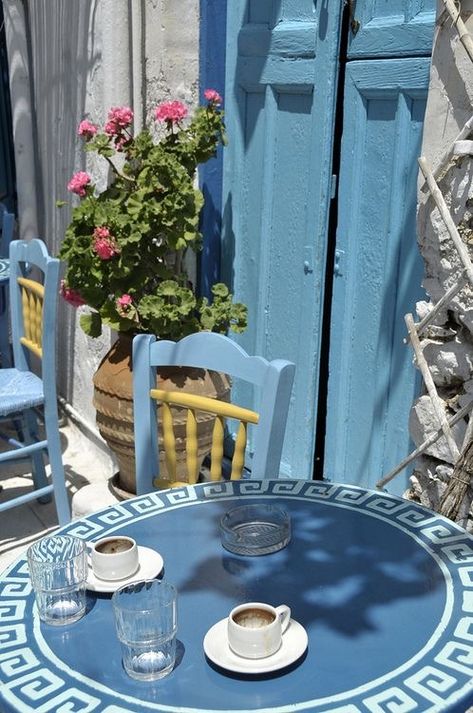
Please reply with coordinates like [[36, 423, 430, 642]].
[[86, 546, 164, 593], [203, 618, 308, 674]]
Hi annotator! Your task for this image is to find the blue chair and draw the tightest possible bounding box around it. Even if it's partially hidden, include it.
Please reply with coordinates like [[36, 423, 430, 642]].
[[133, 332, 295, 493], [0, 239, 70, 524], [0, 209, 15, 367]]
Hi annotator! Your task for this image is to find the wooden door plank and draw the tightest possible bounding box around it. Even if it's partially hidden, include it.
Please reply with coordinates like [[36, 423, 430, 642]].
[[325, 58, 430, 494], [349, 0, 435, 58], [222, 0, 343, 477]]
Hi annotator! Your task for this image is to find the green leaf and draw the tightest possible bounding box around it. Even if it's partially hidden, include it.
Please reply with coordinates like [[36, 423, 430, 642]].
[[79, 311, 102, 338], [211, 283, 229, 298]]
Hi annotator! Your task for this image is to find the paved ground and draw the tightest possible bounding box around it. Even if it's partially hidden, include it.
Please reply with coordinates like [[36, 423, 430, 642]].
[[0, 418, 115, 572]]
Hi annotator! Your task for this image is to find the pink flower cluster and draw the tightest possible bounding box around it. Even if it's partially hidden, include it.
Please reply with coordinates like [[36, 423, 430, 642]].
[[155, 100, 188, 124], [77, 120, 98, 139], [67, 171, 91, 197], [60, 280, 86, 308], [105, 106, 134, 136], [92, 226, 120, 260], [204, 89, 222, 105], [116, 294, 133, 316]]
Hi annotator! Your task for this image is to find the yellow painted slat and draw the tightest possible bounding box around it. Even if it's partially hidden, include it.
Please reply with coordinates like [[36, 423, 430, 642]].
[[21, 288, 30, 339], [186, 409, 199, 484], [149, 387, 259, 487], [231, 421, 248, 480], [161, 401, 177, 481], [20, 337, 42, 359], [30, 292, 42, 346], [151, 388, 259, 424], [17, 277, 44, 298], [210, 416, 224, 481], [18, 278, 44, 359]]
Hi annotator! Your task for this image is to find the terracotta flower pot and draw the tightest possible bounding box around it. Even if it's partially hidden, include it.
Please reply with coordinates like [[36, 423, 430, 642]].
[[93, 334, 230, 495]]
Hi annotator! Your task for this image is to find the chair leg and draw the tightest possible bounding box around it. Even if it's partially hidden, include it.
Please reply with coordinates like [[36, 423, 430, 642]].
[[12, 417, 25, 443], [0, 284, 11, 368], [24, 408, 51, 504], [43, 403, 70, 525]]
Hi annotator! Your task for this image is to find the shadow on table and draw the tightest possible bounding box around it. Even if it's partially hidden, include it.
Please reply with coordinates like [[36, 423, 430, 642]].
[[177, 502, 446, 638]]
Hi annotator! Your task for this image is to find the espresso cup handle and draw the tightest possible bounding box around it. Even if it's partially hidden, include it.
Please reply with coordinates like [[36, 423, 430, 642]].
[[275, 605, 291, 633]]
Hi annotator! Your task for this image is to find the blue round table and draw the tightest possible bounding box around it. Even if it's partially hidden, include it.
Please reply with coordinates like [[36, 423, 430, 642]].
[[1, 479, 473, 712]]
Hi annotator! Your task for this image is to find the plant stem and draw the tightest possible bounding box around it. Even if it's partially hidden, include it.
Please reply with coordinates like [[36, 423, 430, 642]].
[[175, 250, 183, 276], [104, 155, 135, 183]]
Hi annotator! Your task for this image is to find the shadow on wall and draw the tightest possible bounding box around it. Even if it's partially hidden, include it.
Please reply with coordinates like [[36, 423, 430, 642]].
[[233, 0, 282, 148]]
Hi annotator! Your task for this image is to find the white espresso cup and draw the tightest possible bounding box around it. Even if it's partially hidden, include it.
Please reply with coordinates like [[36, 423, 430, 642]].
[[227, 602, 291, 659], [90, 536, 139, 581]]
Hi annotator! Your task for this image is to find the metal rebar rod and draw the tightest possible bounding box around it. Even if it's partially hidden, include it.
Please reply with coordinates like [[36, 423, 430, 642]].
[[443, 0, 473, 64], [429, 115, 473, 180], [405, 274, 468, 340], [419, 157, 473, 287], [405, 313, 460, 462], [376, 400, 473, 490]]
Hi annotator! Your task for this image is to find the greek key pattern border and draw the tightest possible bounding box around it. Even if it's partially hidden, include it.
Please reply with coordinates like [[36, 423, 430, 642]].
[[1, 480, 473, 712]]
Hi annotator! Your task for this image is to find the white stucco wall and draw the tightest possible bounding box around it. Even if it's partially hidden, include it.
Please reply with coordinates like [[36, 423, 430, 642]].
[[409, 0, 473, 525], [418, 0, 473, 169], [3, 0, 199, 456]]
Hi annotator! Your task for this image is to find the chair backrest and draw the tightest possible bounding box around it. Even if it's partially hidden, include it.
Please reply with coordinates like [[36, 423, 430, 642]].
[[9, 239, 60, 392], [132, 332, 296, 493]]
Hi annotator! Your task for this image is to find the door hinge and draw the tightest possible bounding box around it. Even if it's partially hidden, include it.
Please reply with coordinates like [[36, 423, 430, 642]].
[[347, 0, 360, 35], [303, 247, 314, 275], [331, 174, 338, 199], [334, 249, 344, 277]]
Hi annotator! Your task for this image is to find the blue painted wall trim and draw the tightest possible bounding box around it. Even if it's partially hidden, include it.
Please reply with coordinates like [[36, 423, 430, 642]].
[[198, 0, 227, 298]]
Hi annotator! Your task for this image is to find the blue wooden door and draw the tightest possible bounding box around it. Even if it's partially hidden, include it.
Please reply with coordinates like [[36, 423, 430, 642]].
[[222, 0, 343, 478], [220, 0, 435, 486], [324, 1, 435, 494], [0, 6, 15, 215]]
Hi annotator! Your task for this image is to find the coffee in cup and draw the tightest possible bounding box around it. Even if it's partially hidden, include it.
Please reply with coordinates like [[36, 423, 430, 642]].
[[232, 607, 275, 628], [227, 602, 291, 658], [90, 536, 139, 581], [95, 538, 134, 555]]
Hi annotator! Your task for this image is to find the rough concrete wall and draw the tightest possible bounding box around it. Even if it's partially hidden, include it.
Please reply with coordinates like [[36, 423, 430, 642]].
[[3, 0, 199, 461], [408, 0, 473, 527]]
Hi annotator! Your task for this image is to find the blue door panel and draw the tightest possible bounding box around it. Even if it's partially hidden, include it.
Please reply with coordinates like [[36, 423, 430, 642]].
[[0, 10, 15, 213], [349, 0, 435, 58], [220, 0, 433, 486], [324, 58, 430, 495], [223, 0, 343, 478]]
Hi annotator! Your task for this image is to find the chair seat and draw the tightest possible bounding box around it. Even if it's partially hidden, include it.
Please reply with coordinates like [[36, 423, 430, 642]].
[[0, 368, 44, 416]]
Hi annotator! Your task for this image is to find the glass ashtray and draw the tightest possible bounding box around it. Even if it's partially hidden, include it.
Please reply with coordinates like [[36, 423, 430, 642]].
[[220, 504, 291, 556]]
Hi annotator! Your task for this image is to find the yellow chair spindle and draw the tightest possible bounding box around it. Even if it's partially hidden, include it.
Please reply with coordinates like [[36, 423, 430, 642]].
[[31, 292, 38, 345], [18, 279, 44, 359], [231, 421, 248, 480], [34, 292, 43, 347], [21, 286, 30, 340], [186, 409, 199, 484], [161, 401, 177, 482], [210, 415, 224, 481], [29, 291, 37, 346]]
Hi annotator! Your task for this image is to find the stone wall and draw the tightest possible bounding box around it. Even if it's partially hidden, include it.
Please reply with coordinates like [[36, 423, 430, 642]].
[[407, 0, 473, 528], [3, 0, 199, 472]]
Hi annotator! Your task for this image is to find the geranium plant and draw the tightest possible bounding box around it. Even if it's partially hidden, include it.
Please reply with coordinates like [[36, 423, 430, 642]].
[[59, 92, 247, 340]]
